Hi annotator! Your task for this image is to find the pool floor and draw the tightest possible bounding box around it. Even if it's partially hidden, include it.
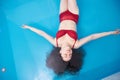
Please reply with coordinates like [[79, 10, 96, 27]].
[[0, 0, 120, 80]]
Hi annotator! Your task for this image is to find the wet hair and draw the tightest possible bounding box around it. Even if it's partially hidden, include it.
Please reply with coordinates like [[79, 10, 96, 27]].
[[46, 47, 85, 75]]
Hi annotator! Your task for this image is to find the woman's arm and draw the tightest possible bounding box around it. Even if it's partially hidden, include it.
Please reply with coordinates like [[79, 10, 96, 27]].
[[22, 25, 56, 47], [74, 29, 120, 48]]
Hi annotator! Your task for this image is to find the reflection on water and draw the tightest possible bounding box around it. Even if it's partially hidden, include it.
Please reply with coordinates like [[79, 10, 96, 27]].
[[34, 69, 54, 80]]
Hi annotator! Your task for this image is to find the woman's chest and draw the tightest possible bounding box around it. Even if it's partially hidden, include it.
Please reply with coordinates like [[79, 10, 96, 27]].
[[57, 34, 75, 47]]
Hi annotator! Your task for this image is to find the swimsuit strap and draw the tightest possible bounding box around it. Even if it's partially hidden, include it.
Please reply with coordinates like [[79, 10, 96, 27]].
[[72, 40, 77, 48], [56, 38, 58, 47]]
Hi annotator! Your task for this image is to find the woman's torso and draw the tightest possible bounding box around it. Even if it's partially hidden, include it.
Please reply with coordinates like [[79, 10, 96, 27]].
[[59, 20, 77, 31], [56, 20, 78, 48]]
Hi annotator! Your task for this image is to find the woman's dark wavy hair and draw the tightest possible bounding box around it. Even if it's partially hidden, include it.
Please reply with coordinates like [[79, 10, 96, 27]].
[[46, 47, 85, 75]]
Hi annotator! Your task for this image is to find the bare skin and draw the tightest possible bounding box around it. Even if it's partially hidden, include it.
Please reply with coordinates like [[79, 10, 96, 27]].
[[22, 0, 120, 62]]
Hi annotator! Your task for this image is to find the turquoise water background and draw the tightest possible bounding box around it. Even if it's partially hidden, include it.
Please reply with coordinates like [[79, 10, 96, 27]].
[[0, 0, 120, 80]]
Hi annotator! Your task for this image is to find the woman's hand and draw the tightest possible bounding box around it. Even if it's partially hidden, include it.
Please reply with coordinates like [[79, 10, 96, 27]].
[[113, 29, 120, 35], [22, 24, 30, 29]]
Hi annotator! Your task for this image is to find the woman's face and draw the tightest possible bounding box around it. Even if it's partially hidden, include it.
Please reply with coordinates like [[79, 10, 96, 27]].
[[60, 46, 72, 62]]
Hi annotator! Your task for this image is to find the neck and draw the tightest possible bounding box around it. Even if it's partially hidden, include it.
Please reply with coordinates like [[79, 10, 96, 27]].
[[61, 42, 72, 48]]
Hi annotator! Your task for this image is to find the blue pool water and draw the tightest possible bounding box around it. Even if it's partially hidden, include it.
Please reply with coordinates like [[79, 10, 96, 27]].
[[0, 0, 120, 80]]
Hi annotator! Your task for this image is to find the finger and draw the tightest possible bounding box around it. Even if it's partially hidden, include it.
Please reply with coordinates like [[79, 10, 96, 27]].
[[22, 24, 27, 28], [116, 29, 120, 31], [116, 30, 120, 34], [22, 24, 26, 27]]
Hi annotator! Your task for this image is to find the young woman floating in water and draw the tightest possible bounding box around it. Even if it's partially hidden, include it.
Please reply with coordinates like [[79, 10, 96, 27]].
[[22, 0, 120, 74]]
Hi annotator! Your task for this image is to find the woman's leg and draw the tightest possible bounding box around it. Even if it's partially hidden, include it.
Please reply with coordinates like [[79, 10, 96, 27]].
[[68, 0, 79, 15], [59, 0, 68, 14]]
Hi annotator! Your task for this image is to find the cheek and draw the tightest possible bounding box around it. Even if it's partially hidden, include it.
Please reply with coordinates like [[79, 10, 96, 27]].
[[61, 49, 66, 53], [60, 50, 64, 56], [70, 50, 72, 54]]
